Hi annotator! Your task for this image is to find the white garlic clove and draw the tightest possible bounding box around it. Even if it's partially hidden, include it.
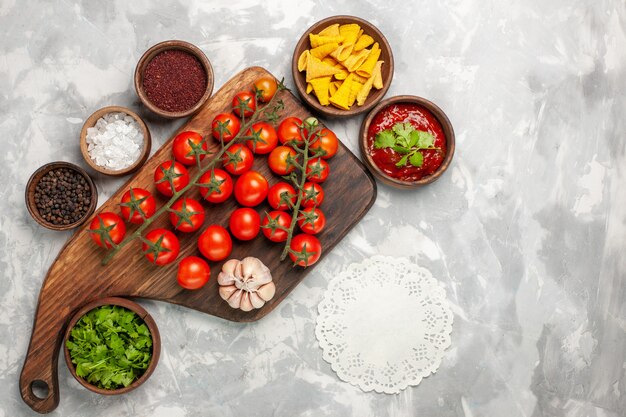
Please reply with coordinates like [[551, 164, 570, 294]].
[[222, 259, 241, 276], [217, 271, 237, 286], [257, 281, 276, 301], [249, 292, 266, 309], [240, 292, 254, 311], [219, 284, 238, 301], [227, 289, 243, 309], [240, 257, 273, 290]]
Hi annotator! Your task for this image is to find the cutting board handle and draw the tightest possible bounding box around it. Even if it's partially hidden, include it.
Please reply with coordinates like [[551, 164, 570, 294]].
[[20, 271, 73, 414]]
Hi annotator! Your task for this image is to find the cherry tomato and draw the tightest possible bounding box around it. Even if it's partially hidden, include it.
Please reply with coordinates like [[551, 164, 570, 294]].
[[289, 234, 322, 267], [267, 182, 296, 211], [278, 117, 304, 145], [142, 228, 180, 266], [154, 160, 190, 197], [298, 207, 326, 235], [245, 122, 278, 154], [229, 208, 260, 241], [310, 128, 338, 159], [177, 256, 210, 290], [253, 76, 278, 103], [212, 112, 241, 142], [301, 182, 324, 208], [261, 211, 292, 242], [232, 91, 256, 118], [89, 212, 126, 248], [172, 131, 207, 166], [169, 198, 205, 233], [305, 158, 330, 183], [119, 188, 156, 225], [268, 145, 297, 176], [234, 171, 269, 207], [198, 168, 233, 203], [198, 225, 232, 262], [222, 143, 254, 176]]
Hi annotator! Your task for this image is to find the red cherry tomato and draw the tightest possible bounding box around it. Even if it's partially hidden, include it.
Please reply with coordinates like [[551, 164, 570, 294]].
[[234, 171, 269, 207], [169, 198, 205, 233], [297, 207, 326, 235], [253, 76, 278, 103], [177, 256, 210, 290], [154, 160, 190, 197], [289, 234, 322, 267], [142, 228, 180, 266], [245, 122, 278, 154], [198, 168, 233, 203], [305, 158, 330, 183], [198, 225, 232, 262], [268, 145, 297, 176], [119, 188, 156, 224], [232, 90, 257, 118], [172, 131, 207, 166], [222, 143, 254, 176], [310, 128, 338, 159], [89, 212, 126, 248], [212, 112, 241, 142], [278, 117, 304, 145], [261, 211, 292, 242], [301, 182, 324, 208], [229, 208, 261, 241], [267, 182, 296, 211]]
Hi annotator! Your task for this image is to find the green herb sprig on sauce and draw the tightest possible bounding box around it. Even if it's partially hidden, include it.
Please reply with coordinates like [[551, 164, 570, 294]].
[[65, 305, 153, 390], [374, 122, 439, 168]]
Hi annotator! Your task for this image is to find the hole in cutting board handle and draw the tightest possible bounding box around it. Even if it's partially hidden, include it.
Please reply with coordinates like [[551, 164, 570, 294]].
[[30, 380, 50, 400]]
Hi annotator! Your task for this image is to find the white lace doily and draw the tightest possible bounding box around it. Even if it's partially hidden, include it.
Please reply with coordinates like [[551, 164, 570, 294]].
[[315, 256, 453, 394]]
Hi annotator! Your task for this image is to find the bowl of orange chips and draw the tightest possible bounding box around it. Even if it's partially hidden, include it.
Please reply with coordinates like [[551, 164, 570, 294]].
[[292, 15, 394, 118]]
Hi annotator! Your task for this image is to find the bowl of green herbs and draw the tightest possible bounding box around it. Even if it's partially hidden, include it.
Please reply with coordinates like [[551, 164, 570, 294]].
[[63, 297, 160, 395]]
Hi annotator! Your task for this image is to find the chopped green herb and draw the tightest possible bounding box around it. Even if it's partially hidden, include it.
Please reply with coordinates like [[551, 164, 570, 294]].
[[66, 305, 153, 390], [374, 122, 439, 168]]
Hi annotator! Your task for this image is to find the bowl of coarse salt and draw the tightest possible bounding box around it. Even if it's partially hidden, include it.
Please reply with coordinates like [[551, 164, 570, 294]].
[[80, 106, 151, 176]]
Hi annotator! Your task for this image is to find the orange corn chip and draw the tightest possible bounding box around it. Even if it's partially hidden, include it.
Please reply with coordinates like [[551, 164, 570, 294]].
[[339, 24, 361, 45], [354, 34, 374, 51], [306, 83, 313, 94], [329, 74, 354, 110], [322, 56, 339, 67], [298, 50, 309, 72], [356, 75, 375, 106], [310, 42, 338, 59], [343, 49, 370, 72], [318, 23, 340, 37], [309, 34, 343, 48], [355, 43, 381, 78], [348, 80, 363, 107], [329, 80, 341, 96], [310, 76, 332, 106], [306, 56, 340, 82], [372, 61, 384, 89]]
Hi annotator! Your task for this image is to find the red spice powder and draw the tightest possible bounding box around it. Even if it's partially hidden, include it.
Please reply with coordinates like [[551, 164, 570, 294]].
[[143, 49, 208, 113]]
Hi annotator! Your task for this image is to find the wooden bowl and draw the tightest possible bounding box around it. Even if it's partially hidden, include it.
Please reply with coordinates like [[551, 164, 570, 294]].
[[25, 161, 98, 231], [80, 106, 151, 176], [134, 40, 214, 119], [292, 15, 394, 118], [359, 95, 455, 189], [63, 297, 161, 396]]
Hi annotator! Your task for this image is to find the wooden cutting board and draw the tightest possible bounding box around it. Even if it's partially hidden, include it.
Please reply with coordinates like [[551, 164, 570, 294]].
[[19, 66, 377, 413]]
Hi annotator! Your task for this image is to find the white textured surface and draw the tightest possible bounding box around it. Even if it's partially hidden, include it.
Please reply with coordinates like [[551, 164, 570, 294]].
[[316, 256, 453, 394], [1, 0, 625, 416]]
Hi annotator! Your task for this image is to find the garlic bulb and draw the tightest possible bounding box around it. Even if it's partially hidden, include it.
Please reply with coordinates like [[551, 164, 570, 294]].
[[217, 257, 276, 311]]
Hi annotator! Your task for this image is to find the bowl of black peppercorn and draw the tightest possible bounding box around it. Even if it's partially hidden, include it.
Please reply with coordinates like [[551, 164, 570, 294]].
[[26, 162, 98, 231]]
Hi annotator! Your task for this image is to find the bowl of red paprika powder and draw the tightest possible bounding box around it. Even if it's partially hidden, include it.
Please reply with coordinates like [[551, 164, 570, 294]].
[[134, 40, 214, 119]]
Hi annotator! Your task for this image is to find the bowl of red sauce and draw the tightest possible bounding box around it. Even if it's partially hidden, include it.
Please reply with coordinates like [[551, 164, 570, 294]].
[[359, 95, 455, 189]]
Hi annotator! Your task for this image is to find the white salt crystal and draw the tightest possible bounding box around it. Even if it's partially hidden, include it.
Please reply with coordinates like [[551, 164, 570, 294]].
[[86, 112, 145, 171]]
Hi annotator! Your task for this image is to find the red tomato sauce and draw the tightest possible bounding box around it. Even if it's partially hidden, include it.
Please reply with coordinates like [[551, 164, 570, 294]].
[[367, 103, 446, 182]]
